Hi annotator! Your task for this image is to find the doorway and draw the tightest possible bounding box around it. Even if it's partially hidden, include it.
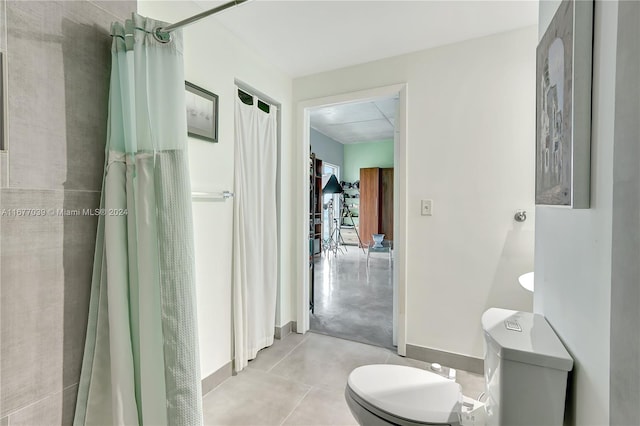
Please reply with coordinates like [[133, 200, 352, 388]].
[[300, 84, 407, 353]]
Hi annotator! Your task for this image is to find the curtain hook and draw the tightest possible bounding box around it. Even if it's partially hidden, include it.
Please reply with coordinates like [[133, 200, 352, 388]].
[[153, 27, 172, 44]]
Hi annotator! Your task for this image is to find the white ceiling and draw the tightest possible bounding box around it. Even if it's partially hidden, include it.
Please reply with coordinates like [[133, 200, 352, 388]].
[[194, 0, 538, 77], [310, 96, 398, 144]]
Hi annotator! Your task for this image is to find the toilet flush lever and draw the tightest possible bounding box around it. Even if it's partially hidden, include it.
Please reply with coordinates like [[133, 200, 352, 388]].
[[514, 210, 527, 222], [504, 320, 522, 332]]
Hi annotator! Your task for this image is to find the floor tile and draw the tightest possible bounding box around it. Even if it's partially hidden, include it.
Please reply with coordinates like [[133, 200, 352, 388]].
[[202, 369, 310, 426], [269, 333, 390, 391], [247, 333, 308, 373], [456, 369, 485, 399], [283, 387, 357, 426], [201, 333, 486, 425]]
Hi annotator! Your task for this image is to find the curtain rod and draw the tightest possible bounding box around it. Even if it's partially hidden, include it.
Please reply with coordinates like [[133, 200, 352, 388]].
[[153, 0, 251, 43]]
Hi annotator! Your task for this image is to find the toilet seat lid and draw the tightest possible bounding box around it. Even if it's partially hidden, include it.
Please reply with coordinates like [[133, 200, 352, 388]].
[[347, 364, 462, 424]]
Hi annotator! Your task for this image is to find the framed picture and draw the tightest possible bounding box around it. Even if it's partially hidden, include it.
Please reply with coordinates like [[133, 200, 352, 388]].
[[535, 0, 593, 208], [185, 81, 218, 143]]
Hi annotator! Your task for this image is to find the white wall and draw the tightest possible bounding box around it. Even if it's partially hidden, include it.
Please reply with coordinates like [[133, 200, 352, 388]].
[[293, 27, 536, 359], [534, 1, 617, 424], [139, 1, 294, 380]]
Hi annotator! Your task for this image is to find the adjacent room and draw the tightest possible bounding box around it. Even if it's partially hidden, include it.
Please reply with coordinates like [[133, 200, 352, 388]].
[[308, 96, 397, 349], [0, 0, 638, 425]]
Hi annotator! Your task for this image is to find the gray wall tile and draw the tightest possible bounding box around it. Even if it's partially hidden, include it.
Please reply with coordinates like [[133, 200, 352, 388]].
[[62, 385, 79, 426], [0, 189, 100, 417], [1, 188, 65, 417], [0, 0, 6, 52], [90, 0, 137, 21], [0, 0, 133, 420], [6, 0, 112, 191], [7, 384, 77, 426], [1, 152, 7, 187], [60, 191, 100, 388], [6, 1, 66, 177]]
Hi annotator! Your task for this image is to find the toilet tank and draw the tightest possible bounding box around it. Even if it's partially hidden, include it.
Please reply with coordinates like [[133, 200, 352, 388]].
[[481, 308, 573, 426]]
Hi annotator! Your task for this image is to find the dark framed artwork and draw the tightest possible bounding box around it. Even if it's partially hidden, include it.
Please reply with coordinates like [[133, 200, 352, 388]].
[[536, 0, 593, 208], [185, 81, 218, 142]]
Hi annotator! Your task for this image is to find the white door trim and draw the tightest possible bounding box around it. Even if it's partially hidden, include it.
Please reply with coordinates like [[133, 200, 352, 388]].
[[296, 83, 408, 356]]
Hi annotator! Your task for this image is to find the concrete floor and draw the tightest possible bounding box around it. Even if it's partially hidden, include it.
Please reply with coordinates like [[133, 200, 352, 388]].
[[310, 246, 393, 349], [203, 332, 485, 425]]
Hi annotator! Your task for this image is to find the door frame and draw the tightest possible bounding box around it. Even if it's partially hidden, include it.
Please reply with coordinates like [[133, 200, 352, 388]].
[[296, 83, 408, 355]]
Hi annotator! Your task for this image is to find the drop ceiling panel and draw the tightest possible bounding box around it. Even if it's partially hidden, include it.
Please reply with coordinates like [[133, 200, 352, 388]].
[[309, 102, 385, 126], [310, 96, 398, 144], [342, 131, 394, 144], [373, 98, 399, 119], [315, 120, 393, 144], [331, 120, 394, 137]]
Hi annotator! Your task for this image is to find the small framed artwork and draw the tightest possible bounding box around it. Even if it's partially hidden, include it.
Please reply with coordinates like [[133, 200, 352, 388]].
[[185, 81, 218, 143], [536, 0, 593, 208]]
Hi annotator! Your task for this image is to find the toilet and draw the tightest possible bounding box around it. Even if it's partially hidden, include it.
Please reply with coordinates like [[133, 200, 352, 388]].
[[345, 308, 574, 426]]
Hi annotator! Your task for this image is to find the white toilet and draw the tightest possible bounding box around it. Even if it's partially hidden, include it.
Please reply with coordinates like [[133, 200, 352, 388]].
[[345, 308, 574, 426]]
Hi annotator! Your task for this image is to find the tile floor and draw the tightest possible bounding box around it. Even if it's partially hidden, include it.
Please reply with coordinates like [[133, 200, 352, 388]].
[[203, 332, 484, 426], [310, 246, 393, 349]]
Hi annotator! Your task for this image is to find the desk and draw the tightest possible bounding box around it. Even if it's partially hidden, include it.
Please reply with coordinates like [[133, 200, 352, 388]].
[[367, 240, 392, 267]]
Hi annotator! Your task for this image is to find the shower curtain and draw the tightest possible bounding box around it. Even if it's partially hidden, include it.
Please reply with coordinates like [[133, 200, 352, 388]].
[[74, 14, 202, 426], [233, 94, 278, 372]]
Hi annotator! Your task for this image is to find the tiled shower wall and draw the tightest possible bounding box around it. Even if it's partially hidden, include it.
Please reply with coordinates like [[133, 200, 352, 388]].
[[0, 1, 136, 424]]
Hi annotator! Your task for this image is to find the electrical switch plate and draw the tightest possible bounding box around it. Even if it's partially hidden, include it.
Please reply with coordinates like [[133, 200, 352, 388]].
[[421, 199, 432, 216]]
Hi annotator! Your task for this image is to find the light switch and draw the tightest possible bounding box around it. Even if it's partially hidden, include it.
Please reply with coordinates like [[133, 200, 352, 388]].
[[421, 199, 432, 216]]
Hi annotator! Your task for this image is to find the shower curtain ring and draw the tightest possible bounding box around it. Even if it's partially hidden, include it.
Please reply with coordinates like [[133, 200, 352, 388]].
[[153, 27, 172, 44]]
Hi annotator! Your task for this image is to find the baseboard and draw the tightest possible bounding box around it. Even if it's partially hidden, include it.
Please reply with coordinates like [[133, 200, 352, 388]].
[[275, 321, 297, 339], [201, 361, 232, 396], [405, 344, 484, 375]]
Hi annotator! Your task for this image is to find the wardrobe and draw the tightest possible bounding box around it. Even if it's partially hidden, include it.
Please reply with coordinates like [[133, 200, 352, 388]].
[[359, 167, 394, 246]]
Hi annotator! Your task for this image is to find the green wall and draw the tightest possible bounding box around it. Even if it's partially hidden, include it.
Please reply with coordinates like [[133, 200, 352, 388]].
[[343, 139, 394, 183]]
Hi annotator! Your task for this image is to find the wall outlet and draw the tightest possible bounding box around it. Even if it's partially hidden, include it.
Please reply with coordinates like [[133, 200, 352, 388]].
[[421, 199, 433, 216]]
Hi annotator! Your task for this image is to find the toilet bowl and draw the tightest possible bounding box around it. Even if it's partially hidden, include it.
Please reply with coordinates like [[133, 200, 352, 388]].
[[345, 308, 574, 426], [345, 364, 473, 426]]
